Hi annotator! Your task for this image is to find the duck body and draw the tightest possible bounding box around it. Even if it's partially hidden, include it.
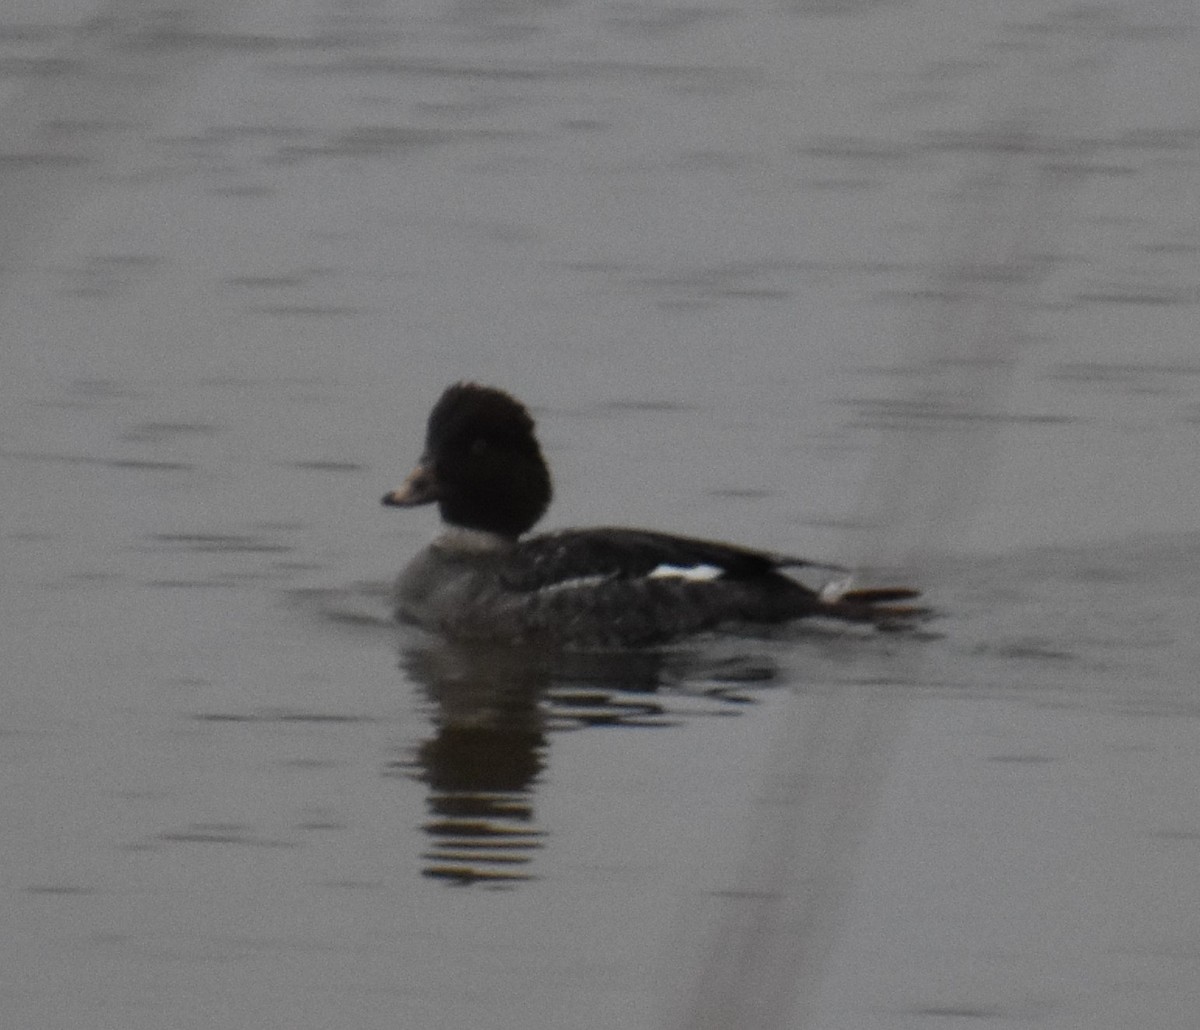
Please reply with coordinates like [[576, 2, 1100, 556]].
[[394, 525, 834, 648], [383, 383, 919, 648]]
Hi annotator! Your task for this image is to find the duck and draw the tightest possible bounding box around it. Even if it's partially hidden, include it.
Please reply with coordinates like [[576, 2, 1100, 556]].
[[382, 382, 921, 648]]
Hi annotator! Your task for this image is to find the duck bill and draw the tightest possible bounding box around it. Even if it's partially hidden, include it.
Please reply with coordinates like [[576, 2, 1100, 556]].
[[382, 461, 439, 507]]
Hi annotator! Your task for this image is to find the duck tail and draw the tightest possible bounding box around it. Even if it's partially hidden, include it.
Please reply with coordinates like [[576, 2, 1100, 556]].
[[815, 580, 928, 628]]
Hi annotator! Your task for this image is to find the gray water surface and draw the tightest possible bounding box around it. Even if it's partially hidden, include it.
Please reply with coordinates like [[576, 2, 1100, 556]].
[[3, 1, 1200, 1028]]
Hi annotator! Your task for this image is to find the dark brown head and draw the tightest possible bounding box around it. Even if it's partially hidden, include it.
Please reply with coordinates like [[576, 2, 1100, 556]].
[[382, 383, 552, 538]]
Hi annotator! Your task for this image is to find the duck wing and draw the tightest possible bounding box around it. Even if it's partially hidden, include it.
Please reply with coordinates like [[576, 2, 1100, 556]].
[[498, 527, 841, 593]]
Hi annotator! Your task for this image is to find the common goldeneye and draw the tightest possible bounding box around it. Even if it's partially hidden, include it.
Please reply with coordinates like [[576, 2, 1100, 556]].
[[383, 383, 920, 647]]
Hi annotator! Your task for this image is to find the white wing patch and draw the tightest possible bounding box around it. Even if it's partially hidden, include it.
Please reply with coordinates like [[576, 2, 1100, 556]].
[[647, 562, 724, 582], [540, 573, 616, 594], [819, 576, 854, 602]]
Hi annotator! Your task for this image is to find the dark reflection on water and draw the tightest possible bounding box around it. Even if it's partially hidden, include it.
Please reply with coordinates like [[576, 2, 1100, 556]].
[[389, 644, 550, 887], [391, 637, 780, 887]]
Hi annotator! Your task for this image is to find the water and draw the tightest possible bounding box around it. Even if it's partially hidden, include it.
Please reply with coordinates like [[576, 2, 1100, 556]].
[[3, 1, 1200, 1028]]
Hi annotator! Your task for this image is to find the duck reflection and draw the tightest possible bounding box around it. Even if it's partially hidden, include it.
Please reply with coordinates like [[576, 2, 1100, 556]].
[[394, 636, 778, 885], [395, 643, 549, 886]]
